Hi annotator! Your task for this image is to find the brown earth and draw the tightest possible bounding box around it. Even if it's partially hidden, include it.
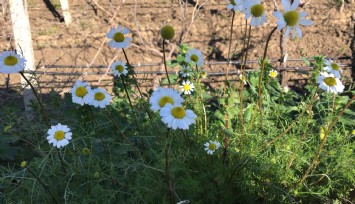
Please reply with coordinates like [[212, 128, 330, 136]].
[[0, 0, 354, 98]]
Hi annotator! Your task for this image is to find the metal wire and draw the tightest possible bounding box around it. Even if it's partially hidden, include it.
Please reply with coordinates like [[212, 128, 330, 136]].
[[35, 57, 352, 69]]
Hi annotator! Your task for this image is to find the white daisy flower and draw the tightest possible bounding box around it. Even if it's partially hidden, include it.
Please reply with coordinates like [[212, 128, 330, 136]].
[[159, 104, 197, 130], [185, 48, 204, 67], [204, 140, 221, 155], [106, 25, 132, 49], [273, 0, 313, 39], [69, 80, 91, 106], [317, 72, 345, 94], [0, 51, 26, 74], [269, 69, 278, 78], [179, 65, 191, 77], [85, 88, 112, 108], [226, 0, 244, 12], [323, 59, 341, 79], [47, 123, 72, 148], [180, 80, 195, 95], [111, 60, 128, 77], [243, 0, 267, 27], [149, 87, 184, 111]]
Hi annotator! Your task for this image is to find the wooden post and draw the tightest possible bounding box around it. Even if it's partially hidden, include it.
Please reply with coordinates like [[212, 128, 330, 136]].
[[59, 0, 72, 27], [9, 0, 36, 110]]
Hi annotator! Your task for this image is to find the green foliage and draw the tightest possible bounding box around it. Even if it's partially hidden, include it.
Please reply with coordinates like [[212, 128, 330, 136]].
[[1, 50, 355, 204]]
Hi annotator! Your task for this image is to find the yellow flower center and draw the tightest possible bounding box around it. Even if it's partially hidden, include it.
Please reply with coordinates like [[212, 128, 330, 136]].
[[331, 63, 339, 71], [183, 84, 191, 91], [250, 4, 264, 17], [283, 11, 299, 26], [171, 106, 186, 119], [269, 71, 277, 78], [75, 86, 88, 97], [113, 32, 125, 42], [209, 143, 217, 151], [54, 131, 65, 141], [190, 54, 199, 62], [115, 65, 124, 73], [324, 77, 336, 86], [94, 92, 105, 101], [4, 56, 18, 66], [159, 96, 174, 108], [183, 69, 189, 73], [230, 0, 235, 5]]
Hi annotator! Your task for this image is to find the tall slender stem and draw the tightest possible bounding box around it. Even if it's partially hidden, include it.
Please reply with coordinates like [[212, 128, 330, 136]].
[[27, 167, 59, 204], [104, 108, 143, 160], [239, 25, 251, 135], [300, 95, 355, 183], [86, 105, 110, 155], [122, 48, 161, 136], [19, 72, 50, 127], [56, 150, 67, 174], [250, 26, 277, 131], [226, 11, 235, 80], [162, 39, 171, 85], [120, 75, 133, 108], [122, 48, 144, 98], [165, 128, 174, 204]]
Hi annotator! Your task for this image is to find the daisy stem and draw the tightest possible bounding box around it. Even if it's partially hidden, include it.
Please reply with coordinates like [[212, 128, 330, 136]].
[[300, 95, 355, 184], [331, 93, 336, 113], [104, 108, 143, 160], [196, 65, 207, 134], [162, 39, 171, 85], [252, 26, 278, 130], [122, 48, 161, 136], [19, 72, 50, 127], [165, 128, 174, 204], [26, 166, 60, 204], [239, 24, 252, 136], [56, 150, 67, 174], [226, 11, 235, 81], [86, 105, 110, 155], [222, 113, 229, 165], [122, 48, 144, 98], [120, 75, 134, 108], [262, 91, 318, 149]]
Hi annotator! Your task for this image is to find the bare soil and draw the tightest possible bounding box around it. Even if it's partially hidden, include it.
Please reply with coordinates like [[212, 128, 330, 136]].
[[0, 0, 354, 96]]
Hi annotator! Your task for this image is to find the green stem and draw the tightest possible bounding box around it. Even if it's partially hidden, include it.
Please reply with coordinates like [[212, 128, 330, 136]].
[[165, 128, 174, 204], [122, 48, 161, 136], [250, 26, 278, 131], [19, 72, 50, 127], [86, 105, 110, 155], [226, 11, 235, 80], [300, 95, 355, 183], [239, 25, 251, 136], [104, 108, 143, 160], [120, 75, 133, 108], [27, 167, 59, 204], [162, 39, 171, 85], [56, 150, 67, 174]]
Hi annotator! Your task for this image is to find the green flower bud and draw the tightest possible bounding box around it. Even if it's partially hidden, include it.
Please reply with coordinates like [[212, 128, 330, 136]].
[[160, 25, 175, 40]]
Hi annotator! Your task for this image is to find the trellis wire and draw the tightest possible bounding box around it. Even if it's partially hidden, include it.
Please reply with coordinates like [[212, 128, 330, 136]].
[[34, 56, 352, 69]]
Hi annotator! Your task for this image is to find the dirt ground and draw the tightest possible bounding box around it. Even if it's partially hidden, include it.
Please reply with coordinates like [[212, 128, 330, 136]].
[[0, 0, 354, 97]]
